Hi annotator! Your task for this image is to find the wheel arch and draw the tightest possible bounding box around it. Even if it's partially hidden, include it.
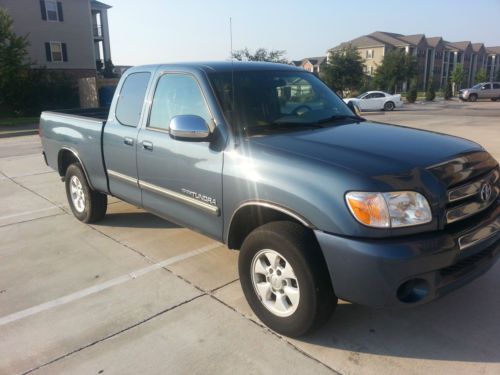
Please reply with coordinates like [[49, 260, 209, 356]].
[[58, 147, 94, 190], [226, 201, 315, 250]]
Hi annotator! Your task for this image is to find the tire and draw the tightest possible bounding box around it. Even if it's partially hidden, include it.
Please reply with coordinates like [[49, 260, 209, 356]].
[[384, 101, 395, 111], [239, 221, 337, 337], [491, 98, 499, 102], [468, 94, 477, 102], [65, 163, 107, 223]]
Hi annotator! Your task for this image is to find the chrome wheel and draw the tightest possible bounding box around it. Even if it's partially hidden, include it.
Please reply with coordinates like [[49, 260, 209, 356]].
[[69, 175, 85, 213], [251, 249, 300, 317]]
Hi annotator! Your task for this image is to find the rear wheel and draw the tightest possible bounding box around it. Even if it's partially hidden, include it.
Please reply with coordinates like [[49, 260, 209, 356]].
[[239, 221, 337, 337], [384, 101, 395, 111], [65, 163, 107, 223], [468, 94, 478, 102]]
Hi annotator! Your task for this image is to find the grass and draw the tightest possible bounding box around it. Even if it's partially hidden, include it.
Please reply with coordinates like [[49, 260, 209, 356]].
[[0, 116, 39, 127]]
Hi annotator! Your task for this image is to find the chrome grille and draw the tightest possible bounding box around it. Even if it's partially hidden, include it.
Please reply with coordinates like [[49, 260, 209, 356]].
[[445, 169, 499, 224]]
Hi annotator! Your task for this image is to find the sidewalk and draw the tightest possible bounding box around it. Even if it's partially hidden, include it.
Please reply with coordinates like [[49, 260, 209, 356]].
[[0, 123, 38, 138]]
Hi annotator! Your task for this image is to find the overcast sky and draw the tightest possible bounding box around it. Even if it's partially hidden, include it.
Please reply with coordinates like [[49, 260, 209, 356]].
[[103, 0, 500, 66]]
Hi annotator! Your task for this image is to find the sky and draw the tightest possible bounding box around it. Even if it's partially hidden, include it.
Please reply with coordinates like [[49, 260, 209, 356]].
[[103, 0, 500, 66]]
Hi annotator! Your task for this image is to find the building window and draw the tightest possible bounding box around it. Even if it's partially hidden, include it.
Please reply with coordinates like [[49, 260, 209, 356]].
[[366, 49, 374, 59], [45, 42, 68, 62], [40, 0, 64, 22]]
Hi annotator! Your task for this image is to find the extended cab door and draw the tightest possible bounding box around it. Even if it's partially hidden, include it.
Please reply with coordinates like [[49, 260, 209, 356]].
[[136, 72, 223, 239], [103, 70, 152, 206]]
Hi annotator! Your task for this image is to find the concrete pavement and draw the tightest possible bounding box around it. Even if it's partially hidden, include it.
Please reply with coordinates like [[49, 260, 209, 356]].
[[1, 102, 499, 374]]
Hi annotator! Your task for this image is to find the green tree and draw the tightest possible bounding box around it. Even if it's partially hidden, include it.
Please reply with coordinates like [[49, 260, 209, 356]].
[[450, 64, 465, 91], [425, 78, 436, 101], [474, 68, 487, 83], [231, 48, 289, 64], [373, 49, 417, 93], [320, 46, 364, 94], [406, 79, 417, 103], [444, 79, 453, 100], [0, 8, 31, 112]]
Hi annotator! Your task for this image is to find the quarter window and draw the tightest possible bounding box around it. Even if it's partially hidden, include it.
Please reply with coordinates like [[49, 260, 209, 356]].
[[493, 83, 500, 89], [115, 72, 151, 127], [149, 74, 212, 130]]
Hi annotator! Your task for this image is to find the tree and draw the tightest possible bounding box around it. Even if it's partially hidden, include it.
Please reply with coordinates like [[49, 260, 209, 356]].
[[231, 48, 289, 64], [0, 8, 31, 112], [406, 79, 418, 103], [425, 78, 436, 101], [444, 79, 453, 100], [373, 49, 417, 93], [320, 46, 364, 94], [450, 64, 465, 93], [474, 68, 487, 83]]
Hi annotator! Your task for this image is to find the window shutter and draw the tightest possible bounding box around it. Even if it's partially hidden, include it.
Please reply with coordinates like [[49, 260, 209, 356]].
[[57, 2, 64, 21], [45, 42, 52, 62], [62, 43, 68, 62], [40, 0, 47, 20]]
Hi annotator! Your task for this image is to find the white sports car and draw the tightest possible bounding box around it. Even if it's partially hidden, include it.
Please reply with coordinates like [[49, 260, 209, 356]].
[[344, 91, 403, 111]]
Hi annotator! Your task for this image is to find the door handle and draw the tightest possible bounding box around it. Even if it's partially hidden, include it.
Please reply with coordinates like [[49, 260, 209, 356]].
[[124, 137, 134, 146], [142, 141, 153, 151]]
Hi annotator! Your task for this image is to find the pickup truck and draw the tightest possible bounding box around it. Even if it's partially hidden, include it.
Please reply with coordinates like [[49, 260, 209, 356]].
[[40, 62, 500, 337], [459, 82, 500, 102]]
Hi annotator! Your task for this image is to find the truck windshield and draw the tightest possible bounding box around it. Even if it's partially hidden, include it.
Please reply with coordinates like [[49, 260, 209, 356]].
[[208, 70, 356, 135]]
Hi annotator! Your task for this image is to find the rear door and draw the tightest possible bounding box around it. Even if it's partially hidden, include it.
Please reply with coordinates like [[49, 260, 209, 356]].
[[492, 83, 500, 98], [136, 71, 223, 239], [103, 70, 153, 206]]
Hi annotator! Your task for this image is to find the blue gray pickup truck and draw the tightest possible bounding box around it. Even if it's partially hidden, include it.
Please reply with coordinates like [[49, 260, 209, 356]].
[[40, 62, 499, 337]]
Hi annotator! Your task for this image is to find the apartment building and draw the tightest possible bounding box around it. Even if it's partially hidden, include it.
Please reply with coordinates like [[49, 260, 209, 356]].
[[329, 31, 500, 90], [292, 56, 327, 74], [0, 0, 112, 78]]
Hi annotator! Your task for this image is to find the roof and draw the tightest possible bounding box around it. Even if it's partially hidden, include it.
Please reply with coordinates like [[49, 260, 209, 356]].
[[128, 61, 302, 74], [91, 1, 112, 10], [447, 41, 471, 51], [471, 43, 485, 53], [399, 34, 426, 45], [368, 31, 409, 47], [332, 35, 385, 50], [426, 37, 443, 48], [486, 46, 500, 54], [302, 56, 327, 65]]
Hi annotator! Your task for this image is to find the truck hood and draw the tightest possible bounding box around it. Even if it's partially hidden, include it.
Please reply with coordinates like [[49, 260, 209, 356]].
[[246, 121, 484, 179]]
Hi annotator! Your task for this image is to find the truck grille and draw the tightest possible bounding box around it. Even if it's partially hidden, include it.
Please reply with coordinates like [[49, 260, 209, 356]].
[[445, 168, 499, 224]]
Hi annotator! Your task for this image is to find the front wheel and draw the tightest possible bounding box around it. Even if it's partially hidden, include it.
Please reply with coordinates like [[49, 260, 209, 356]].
[[384, 101, 395, 111], [65, 163, 107, 223], [468, 94, 477, 102], [239, 221, 337, 337]]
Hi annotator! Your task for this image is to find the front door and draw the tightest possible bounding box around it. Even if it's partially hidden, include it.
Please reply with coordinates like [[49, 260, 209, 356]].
[[136, 72, 223, 239], [103, 71, 152, 206]]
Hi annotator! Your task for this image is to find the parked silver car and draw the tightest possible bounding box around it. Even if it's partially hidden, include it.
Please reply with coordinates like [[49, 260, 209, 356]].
[[459, 82, 500, 102]]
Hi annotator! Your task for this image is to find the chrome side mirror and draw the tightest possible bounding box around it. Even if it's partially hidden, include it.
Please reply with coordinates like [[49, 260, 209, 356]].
[[169, 115, 210, 141], [346, 101, 362, 117]]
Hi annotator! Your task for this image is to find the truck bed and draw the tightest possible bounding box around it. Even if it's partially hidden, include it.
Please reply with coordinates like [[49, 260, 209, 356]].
[[46, 107, 110, 121]]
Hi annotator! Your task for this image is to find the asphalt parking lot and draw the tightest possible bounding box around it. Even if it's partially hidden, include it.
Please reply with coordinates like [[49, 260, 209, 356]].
[[1, 100, 499, 375]]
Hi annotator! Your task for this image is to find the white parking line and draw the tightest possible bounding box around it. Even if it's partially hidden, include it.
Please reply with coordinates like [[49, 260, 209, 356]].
[[0, 242, 221, 327]]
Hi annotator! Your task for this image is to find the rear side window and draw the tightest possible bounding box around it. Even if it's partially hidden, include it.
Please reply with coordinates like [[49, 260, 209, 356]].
[[148, 74, 211, 130], [116, 72, 151, 126], [493, 83, 500, 89]]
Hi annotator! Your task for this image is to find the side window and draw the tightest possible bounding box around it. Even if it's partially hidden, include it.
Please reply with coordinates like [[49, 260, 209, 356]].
[[482, 83, 491, 90], [149, 74, 212, 130], [493, 83, 500, 89], [115, 72, 151, 127], [364, 93, 374, 99]]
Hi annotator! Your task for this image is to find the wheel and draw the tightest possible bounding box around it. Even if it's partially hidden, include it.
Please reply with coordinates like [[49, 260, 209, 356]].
[[65, 163, 107, 223], [383, 101, 395, 111], [491, 98, 499, 102], [468, 94, 477, 102], [239, 221, 337, 337]]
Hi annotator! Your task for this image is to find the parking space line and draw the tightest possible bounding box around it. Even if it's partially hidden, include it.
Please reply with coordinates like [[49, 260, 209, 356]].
[[0, 242, 221, 327]]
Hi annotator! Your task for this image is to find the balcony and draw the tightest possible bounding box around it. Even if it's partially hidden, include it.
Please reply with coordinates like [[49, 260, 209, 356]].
[[93, 25, 103, 39]]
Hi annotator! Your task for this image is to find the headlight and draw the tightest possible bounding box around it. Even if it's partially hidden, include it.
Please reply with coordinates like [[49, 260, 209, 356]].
[[345, 191, 432, 228]]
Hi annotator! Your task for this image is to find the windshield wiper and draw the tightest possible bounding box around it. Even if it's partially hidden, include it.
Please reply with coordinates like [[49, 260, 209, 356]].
[[316, 115, 365, 124]]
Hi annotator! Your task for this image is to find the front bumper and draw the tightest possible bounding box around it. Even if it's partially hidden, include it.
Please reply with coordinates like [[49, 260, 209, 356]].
[[315, 203, 500, 308], [459, 92, 469, 100]]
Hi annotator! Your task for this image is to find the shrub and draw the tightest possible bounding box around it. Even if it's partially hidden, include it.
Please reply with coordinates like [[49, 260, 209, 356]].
[[406, 80, 418, 103], [444, 80, 452, 100], [425, 78, 436, 101]]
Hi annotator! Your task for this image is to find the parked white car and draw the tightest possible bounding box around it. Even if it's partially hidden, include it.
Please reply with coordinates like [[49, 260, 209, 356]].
[[344, 91, 403, 111]]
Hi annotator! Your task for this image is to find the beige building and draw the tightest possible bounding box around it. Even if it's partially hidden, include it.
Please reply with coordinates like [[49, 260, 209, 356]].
[[0, 0, 112, 77], [329, 31, 500, 90]]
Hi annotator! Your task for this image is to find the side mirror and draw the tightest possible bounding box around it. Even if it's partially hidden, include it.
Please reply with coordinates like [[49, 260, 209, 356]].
[[346, 101, 362, 116], [169, 115, 210, 141]]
